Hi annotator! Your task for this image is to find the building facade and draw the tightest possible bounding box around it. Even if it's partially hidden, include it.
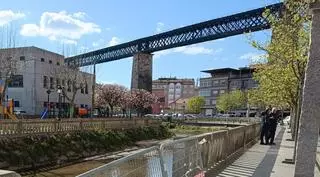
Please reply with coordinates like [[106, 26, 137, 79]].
[[152, 78, 197, 113], [199, 67, 258, 116], [0, 46, 93, 116]]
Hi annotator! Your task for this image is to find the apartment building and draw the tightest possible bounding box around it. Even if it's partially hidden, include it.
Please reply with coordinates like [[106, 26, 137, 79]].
[[199, 67, 258, 116], [152, 77, 198, 113], [0, 46, 93, 116]]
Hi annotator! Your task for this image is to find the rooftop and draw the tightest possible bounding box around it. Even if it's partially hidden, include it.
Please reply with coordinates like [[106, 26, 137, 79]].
[[201, 66, 255, 75], [0, 46, 64, 57]]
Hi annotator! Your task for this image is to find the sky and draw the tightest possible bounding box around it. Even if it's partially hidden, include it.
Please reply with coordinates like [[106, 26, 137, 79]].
[[0, 0, 280, 87]]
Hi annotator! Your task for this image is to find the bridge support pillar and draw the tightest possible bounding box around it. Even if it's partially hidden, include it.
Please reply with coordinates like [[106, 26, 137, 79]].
[[131, 52, 153, 92]]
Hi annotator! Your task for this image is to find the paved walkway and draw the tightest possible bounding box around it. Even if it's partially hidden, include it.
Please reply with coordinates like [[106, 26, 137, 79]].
[[217, 126, 320, 177]]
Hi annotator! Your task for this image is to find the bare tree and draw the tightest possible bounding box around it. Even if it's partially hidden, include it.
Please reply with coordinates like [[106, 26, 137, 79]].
[[0, 26, 19, 104], [47, 44, 92, 118]]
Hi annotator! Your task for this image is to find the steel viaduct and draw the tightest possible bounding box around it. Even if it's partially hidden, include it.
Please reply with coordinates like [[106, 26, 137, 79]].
[[65, 3, 283, 92]]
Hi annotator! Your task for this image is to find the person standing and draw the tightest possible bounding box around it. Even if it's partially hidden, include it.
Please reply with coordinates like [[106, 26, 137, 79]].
[[260, 106, 271, 145], [268, 107, 278, 145]]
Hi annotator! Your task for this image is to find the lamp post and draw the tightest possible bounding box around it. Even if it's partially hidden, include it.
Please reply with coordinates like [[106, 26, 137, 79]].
[[57, 85, 62, 119], [182, 101, 186, 119], [46, 89, 51, 118]]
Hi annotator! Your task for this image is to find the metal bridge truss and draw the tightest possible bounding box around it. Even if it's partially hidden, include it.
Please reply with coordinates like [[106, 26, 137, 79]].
[[65, 3, 283, 67]]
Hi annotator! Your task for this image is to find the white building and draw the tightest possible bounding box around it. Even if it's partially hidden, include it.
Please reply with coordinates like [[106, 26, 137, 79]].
[[0, 46, 93, 116]]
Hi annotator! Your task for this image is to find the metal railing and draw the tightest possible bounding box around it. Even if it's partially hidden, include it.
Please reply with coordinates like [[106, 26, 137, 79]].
[[77, 123, 261, 177], [78, 146, 166, 177], [0, 118, 160, 137]]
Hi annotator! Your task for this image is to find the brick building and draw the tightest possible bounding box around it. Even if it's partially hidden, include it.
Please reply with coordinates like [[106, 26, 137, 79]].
[[152, 77, 198, 113]]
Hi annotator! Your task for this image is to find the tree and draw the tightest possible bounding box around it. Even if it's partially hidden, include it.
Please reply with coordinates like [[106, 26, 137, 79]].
[[248, 0, 310, 139], [129, 89, 158, 117], [216, 90, 246, 113], [55, 65, 89, 118], [0, 26, 19, 106], [95, 84, 128, 117], [186, 96, 205, 114]]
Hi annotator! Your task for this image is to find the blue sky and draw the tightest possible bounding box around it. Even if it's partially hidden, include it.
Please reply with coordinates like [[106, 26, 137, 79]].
[[1, 0, 279, 87]]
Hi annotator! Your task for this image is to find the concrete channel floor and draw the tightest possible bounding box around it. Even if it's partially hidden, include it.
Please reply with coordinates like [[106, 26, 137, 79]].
[[216, 126, 320, 177]]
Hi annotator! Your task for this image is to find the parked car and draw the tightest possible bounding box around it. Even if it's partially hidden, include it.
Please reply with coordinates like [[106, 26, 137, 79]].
[[14, 109, 27, 115]]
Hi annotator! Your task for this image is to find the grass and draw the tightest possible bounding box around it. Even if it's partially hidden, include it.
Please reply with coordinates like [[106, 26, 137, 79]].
[[170, 125, 225, 135]]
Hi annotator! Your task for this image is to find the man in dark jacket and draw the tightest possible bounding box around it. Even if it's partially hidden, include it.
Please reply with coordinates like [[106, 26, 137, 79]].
[[268, 108, 278, 145], [260, 106, 271, 145]]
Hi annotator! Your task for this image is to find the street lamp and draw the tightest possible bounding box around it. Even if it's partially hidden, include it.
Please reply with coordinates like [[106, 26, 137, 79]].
[[57, 85, 62, 119], [182, 101, 186, 119], [46, 89, 51, 118]]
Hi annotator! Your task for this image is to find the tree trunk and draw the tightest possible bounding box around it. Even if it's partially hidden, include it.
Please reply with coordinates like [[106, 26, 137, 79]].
[[293, 86, 303, 161], [294, 4, 320, 176], [69, 103, 75, 118], [110, 105, 113, 117]]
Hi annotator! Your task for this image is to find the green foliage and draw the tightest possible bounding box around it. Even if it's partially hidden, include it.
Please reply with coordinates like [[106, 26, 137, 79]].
[[248, 0, 310, 109], [0, 126, 172, 171], [216, 90, 246, 112], [186, 96, 205, 114]]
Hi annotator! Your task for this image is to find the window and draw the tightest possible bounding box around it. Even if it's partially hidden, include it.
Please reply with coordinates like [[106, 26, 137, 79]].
[[212, 90, 218, 95], [80, 104, 84, 108], [205, 99, 210, 105], [43, 76, 48, 88], [80, 83, 84, 94], [211, 100, 217, 105], [8, 75, 23, 87], [50, 77, 54, 89], [220, 80, 226, 85], [67, 80, 71, 92], [220, 90, 225, 94], [56, 78, 61, 88], [41, 58, 45, 62], [213, 80, 219, 85], [20, 56, 25, 61], [14, 101, 20, 107], [57, 62, 60, 66], [85, 83, 88, 94], [199, 89, 210, 97], [49, 60, 52, 64]]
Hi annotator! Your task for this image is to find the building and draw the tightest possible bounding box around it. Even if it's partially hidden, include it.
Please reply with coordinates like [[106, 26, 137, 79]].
[[0, 46, 93, 116], [152, 77, 197, 113], [199, 67, 258, 116]]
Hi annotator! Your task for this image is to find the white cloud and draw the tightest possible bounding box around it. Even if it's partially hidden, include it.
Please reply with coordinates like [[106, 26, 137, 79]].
[[108, 37, 120, 46], [92, 39, 104, 47], [72, 12, 86, 20], [105, 27, 111, 31], [156, 22, 164, 33], [240, 52, 265, 63], [154, 45, 222, 59], [0, 10, 25, 26], [20, 11, 101, 44]]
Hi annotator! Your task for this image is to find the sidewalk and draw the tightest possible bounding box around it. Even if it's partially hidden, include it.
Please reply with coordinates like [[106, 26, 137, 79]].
[[216, 126, 320, 177]]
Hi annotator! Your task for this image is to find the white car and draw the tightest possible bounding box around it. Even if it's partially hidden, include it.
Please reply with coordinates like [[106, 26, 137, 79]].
[[14, 109, 27, 115]]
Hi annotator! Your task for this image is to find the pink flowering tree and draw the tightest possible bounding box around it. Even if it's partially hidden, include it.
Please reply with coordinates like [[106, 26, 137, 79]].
[[129, 89, 158, 117], [95, 84, 127, 117]]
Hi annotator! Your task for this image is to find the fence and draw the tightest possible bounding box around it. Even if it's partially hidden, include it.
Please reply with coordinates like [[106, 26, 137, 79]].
[[77, 123, 261, 177], [0, 118, 160, 137]]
